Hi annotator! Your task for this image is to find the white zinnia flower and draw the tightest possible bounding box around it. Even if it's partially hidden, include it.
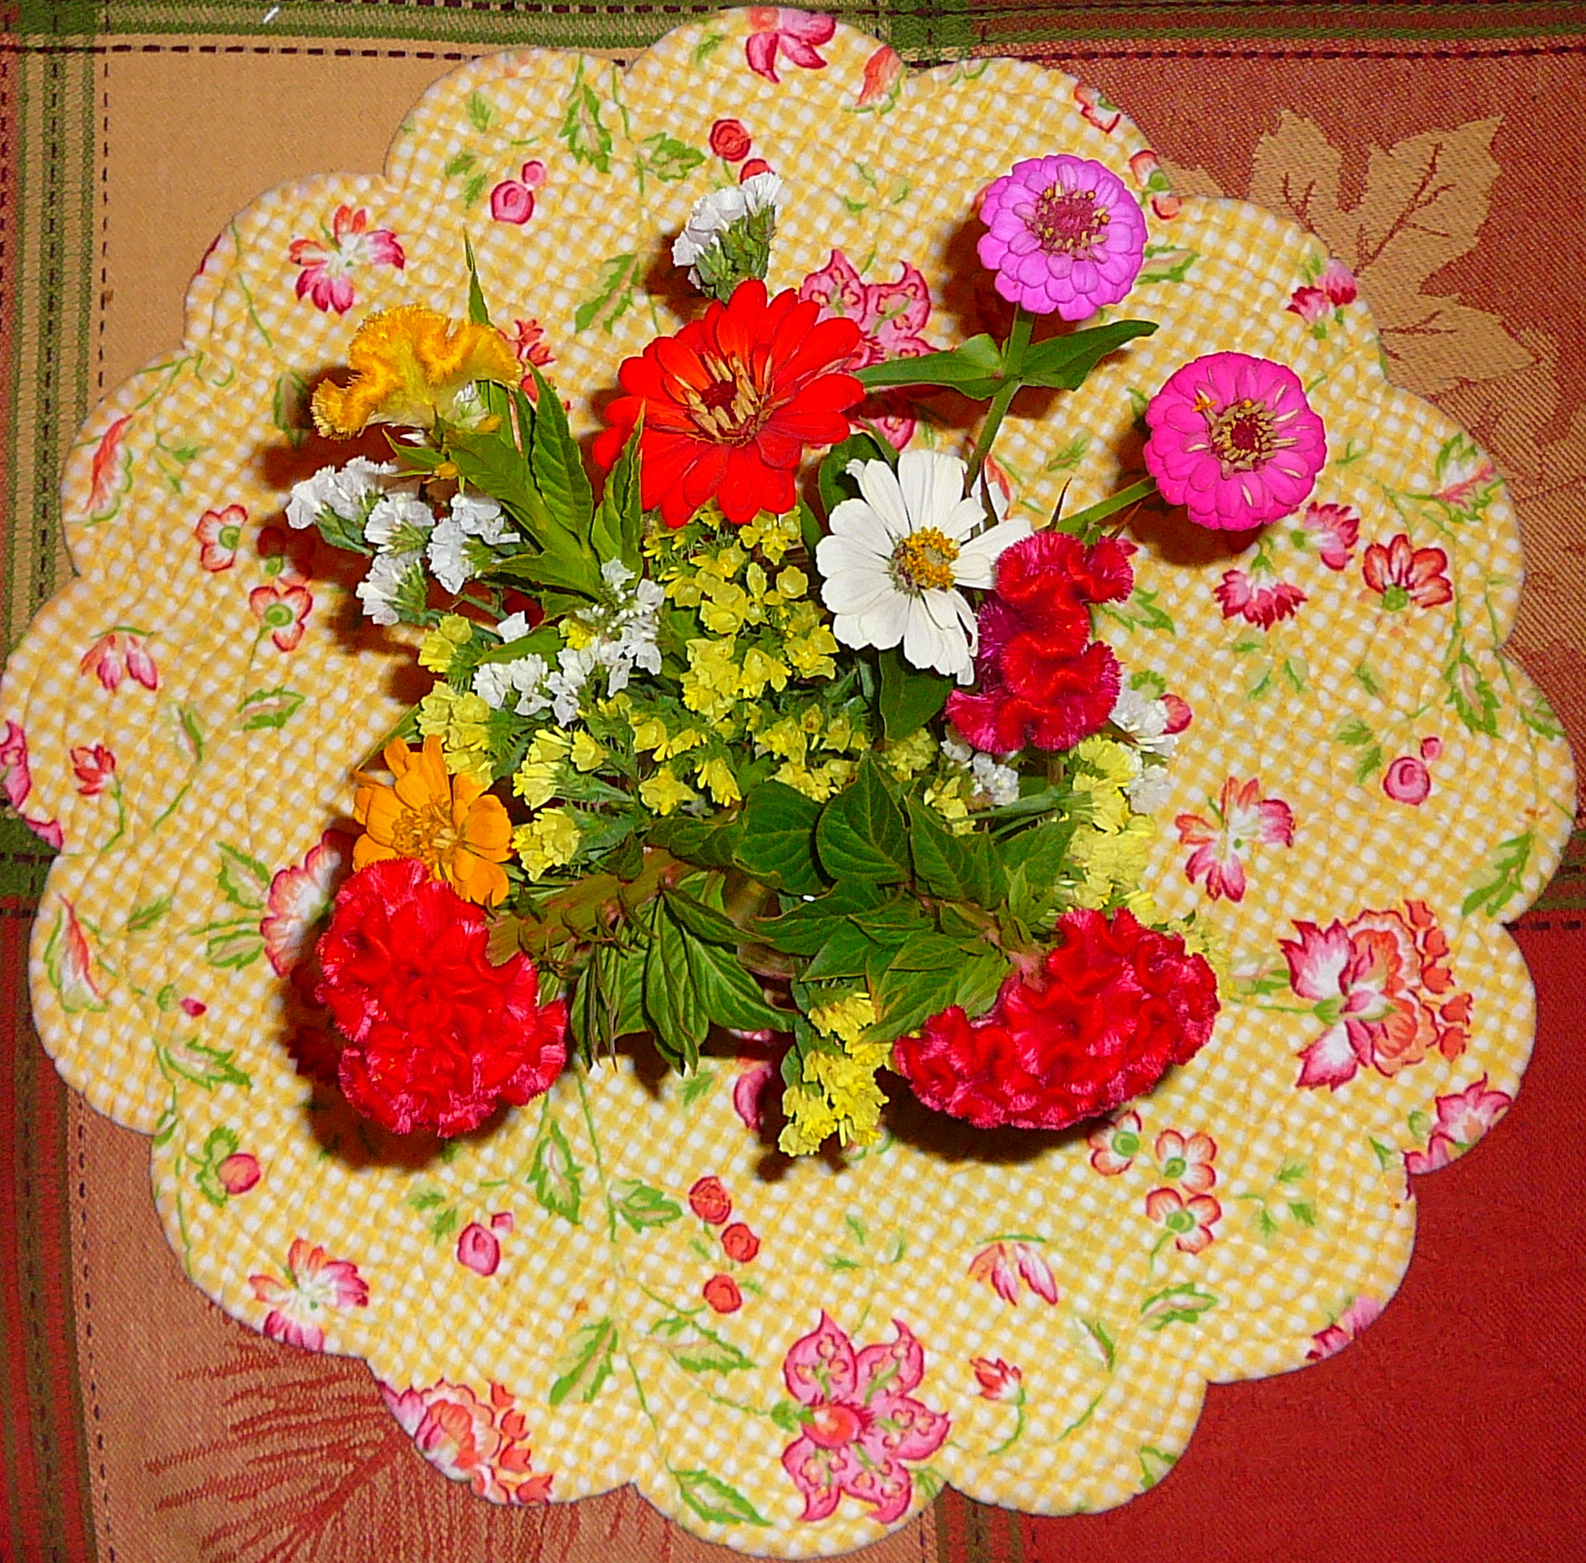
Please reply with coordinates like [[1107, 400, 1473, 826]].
[[816, 449, 1032, 682], [672, 172, 785, 278]]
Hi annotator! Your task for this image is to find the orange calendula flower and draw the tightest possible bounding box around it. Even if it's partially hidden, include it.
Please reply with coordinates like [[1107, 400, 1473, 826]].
[[311, 305, 520, 438], [352, 734, 512, 906]]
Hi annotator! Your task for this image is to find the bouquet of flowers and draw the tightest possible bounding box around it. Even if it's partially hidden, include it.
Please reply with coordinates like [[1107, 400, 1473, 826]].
[[285, 152, 1327, 1156]]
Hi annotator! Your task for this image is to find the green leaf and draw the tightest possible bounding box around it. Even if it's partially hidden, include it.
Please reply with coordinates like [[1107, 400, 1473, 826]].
[[591, 419, 643, 572], [814, 754, 909, 883], [877, 647, 950, 742], [906, 798, 1003, 907], [1082, 1317, 1116, 1372], [1461, 830, 1532, 917], [644, 904, 706, 1069], [529, 1117, 583, 1224], [466, 88, 494, 131], [648, 1314, 754, 1372], [162, 1036, 251, 1090], [685, 930, 790, 1032], [662, 888, 742, 947], [1288, 1200, 1316, 1227], [125, 894, 173, 933], [649, 813, 744, 871], [733, 781, 826, 895], [816, 432, 889, 520], [548, 1316, 618, 1406], [639, 131, 706, 181], [611, 1179, 684, 1232], [754, 881, 887, 955], [673, 1469, 770, 1527], [1017, 319, 1158, 390], [768, 1398, 806, 1434], [803, 920, 891, 981], [1139, 1283, 1218, 1332], [559, 70, 612, 172], [271, 370, 311, 448], [870, 961, 963, 1041], [1334, 716, 1375, 747], [190, 1124, 241, 1208], [574, 252, 637, 333], [205, 927, 264, 970], [1099, 586, 1175, 635], [176, 705, 205, 765], [463, 231, 492, 326], [216, 843, 271, 910], [853, 333, 1001, 393], [236, 686, 305, 732], [527, 370, 595, 536]]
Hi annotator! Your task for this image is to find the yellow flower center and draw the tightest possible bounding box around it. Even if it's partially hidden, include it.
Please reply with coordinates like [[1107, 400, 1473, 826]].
[[390, 798, 462, 869], [891, 527, 960, 593], [1199, 394, 1293, 473], [683, 353, 770, 444], [1030, 185, 1109, 255]]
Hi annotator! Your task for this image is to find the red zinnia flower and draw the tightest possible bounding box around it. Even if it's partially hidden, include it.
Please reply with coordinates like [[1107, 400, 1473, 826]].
[[592, 280, 862, 528], [891, 908, 1219, 1132], [316, 858, 566, 1137], [946, 532, 1133, 755]]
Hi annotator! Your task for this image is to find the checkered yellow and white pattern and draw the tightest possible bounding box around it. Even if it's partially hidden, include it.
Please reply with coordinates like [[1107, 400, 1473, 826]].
[[1, 13, 1574, 1556]]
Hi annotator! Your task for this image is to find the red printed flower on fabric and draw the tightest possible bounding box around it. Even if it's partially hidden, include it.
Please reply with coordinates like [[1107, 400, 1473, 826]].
[[592, 280, 861, 528], [1282, 899, 1472, 1089], [490, 160, 546, 226], [968, 1241, 1059, 1306], [892, 908, 1219, 1132], [745, 8, 836, 83], [1214, 566, 1306, 628], [0, 721, 62, 849], [249, 580, 314, 652], [1087, 1108, 1143, 1174], [288, 203, 405, 315], [1175, 776, 1295, 903], [970, 1357, 1023, 1403], [946, 531, 1133, 755], [1305, 1295, 1383, 1362], [257, 523, 313, 586], [316, 858, 567, 1136], [381, 1378, 553, 1504], [1403, 1074, 1513, 1176], [80, 629, 158, 692], [853, 45, 903, 111], [195, 503, 246, 572], [710, 117, 753, 161], [248, 1237, 369, 1351], [1287, 258, 1358, 327], [1362, 532, 1453, 611], [1144, 1186, 1221, 1254], [510, 317, 555, 397], [780, 1313, 948, 1525], [261, 828, 353, 977], [799, 249, 931, 449], [1144, 352, 1327, 531], [1154, 1129, 1217, 1193], [1073, 82, 1122, 133], [69, 744, 116, 798], [1298, 501, 1359, 570]]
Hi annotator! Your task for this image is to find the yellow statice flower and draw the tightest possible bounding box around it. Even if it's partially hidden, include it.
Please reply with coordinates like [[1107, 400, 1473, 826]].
[[738, 645, 789, 699], [881, 728, 936, 780], [415, 684, 494, 785], [695, 755, 742, 806], [775, 565, 809, 600], [653, 724, 707, 762], [352, 734, 511, 906], [924, 772, 970, 821], [630, 712, 669, 754], [512, 808, 582, 878], [638, 765, 696, 816], [778, 1084, 839, 1156], [738, 510, 801, 563], [808, 1050, 887, 1146], [418, 613, 473, 674], [810, 992, 877, 1045], [512, 729, 570, 808], [779, 601, 839, 678], [1070, 814, 1156, 909], [570, 731, 607, 772], [681, 637, 742, 720], [757, 714, 809, 767], [311, 306, 519, 437]]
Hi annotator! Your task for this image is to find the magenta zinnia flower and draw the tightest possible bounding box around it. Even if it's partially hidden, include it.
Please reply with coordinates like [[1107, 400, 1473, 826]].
[[976, 155, 1147, 319], [1143, 352, 1327, 530]]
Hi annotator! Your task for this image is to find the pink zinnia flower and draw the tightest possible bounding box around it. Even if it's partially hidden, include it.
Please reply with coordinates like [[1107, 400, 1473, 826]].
[[248, 1237, 369, 1351], [1306, 1295, 1383, 1361], [1362, 533, 1452, 609], [977, 154, 1147, 320], [1175, 776, 1295, 903], [1403, 1074, 1513, 1175], [1144, 1187, 1220, 1253], [1300, 501, 1359, 569], [1215, 568, 1306, 628], [968, 1241, 1059, 1306], [1144, 352, 1327, 530], [745, 8, 835, 82]]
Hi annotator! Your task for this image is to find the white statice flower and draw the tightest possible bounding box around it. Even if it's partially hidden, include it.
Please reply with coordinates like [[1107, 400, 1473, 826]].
[[285, 456, 397, 529], [672, 172, 785, 281], [426, 494, 520, 596], [451, 492, 518, 544], [495, 611, 532, 643], [1110, 682, 1177, 759], [569, 568, 665, 697], [939, 735, 974, 769], [364, 492, 436, 553], [970, 751, 1021, 806], [546, 645, 597, 725], [1127, 764, 1174, 814], [355, 551, 422, 626], [473, 653, 551, 715], [816, 448, 1032, 682]]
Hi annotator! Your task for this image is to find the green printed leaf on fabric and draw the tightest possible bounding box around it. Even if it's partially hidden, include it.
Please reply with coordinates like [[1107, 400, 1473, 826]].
[[216, 843, 271, 910], [1461, 830, 1531, 917], [548, 1316, 618, 1406], [205, 925, 264, 970], [1447, 652, 1500, 737], [191, 1125, 241, 1208], [648, 1313, 755, 1372], [236, 686, 305, 731], [639, 132, 706, 182], [1139, 1283, 1218, 1332], [575, 253, 638, 333], [559, 67, 612, 172], [673, 1469, 770, 1527], [529, 1116, 583, 1223], [162, 1036, 251, 1091], [611, 1179, 684, 1231], [125, 894, 173, 933]]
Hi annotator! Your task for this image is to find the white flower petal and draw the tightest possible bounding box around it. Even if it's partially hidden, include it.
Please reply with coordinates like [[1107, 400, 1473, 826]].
[[850, 460, 913, 541], [954, 517, 1033, 587]]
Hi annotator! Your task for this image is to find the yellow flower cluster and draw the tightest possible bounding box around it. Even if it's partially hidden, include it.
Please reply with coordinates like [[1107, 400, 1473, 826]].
[[418, 613, 474, 674], [415, 684, 495, 787], [778, 993, 893, 1156], [1068, 736, 1157, 917]]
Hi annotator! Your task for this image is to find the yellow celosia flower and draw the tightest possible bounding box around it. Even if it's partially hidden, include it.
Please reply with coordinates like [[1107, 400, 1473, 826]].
[[513, 808, 582, 878], [352, 734, 511, 906], [810, 992, 877, 1045], [638, 765, 697, 816], [311, 306, 520, 437]]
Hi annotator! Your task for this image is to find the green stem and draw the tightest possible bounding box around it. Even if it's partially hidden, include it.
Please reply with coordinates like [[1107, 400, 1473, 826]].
[[965, 308, 1033, 489], [1060, 476, 1159, 538]]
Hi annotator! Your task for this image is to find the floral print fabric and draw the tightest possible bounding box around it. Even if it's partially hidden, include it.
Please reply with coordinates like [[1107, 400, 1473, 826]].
[[0, 12, 1572, 1556]]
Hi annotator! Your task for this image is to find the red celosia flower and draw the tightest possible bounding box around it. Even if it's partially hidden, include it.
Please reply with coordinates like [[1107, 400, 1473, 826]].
[[891, 908, 1219, 1132], [592, 280, 862, 528], [316, 858, 566, 1137], [946, 532, 1132, 755]]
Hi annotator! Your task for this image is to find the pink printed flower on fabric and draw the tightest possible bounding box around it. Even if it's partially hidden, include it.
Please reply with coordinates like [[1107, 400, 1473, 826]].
[[1214, 567, 1306, 629], [0, 721, 63, 850], [195, 503, 246, 572], [1087, 1108, 1142, 1175], [1144, 352, 1327, 530], [1305, 1295, 1383, 1362], [745, 8, 836, 83], [968, 1241, 1059, 1306], [976, 155, 1147, 320], [248, 1237, 369, 1351], [1403, 1074, 1513, 1176], [261, 829, 354, 977], [780, 1313, 948, 1525], [69, 744, 116, 798], [288, 203, 405, 315], [1299, 501, 1359, 570], [1175, 776, 1295, 903], [249, 581, 314, 652], [1144, 1186, 1220, 1254], [510, 317, 555, 397], [970, 1357, 1023, 1403], [1362, 533, 1453, 610], [80, 630, 158, 692], [381, 1378, 553, 1504], [1074, 83, 1122, 133], [854, 45, 903, 110], [1154, 1128, 1217, 1193], [1287, 259, 1356, 326]]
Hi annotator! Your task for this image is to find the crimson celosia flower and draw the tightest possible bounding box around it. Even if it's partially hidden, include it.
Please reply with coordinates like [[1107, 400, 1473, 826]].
[[946, 531, 1132, 754], [891, 908, 1219, 1132], [592, 280, 861, 528], [316, 858, 566, 1137]]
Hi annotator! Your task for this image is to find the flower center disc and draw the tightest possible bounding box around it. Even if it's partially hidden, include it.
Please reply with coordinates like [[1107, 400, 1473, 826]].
[[687, 354, 769, 445], [891, 527, 960, 593], [1029, 185, 1109, 256], [391, 800, 460, 868], [1204, 397, 1279, 472], [806, 1402, 866, 1449]]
